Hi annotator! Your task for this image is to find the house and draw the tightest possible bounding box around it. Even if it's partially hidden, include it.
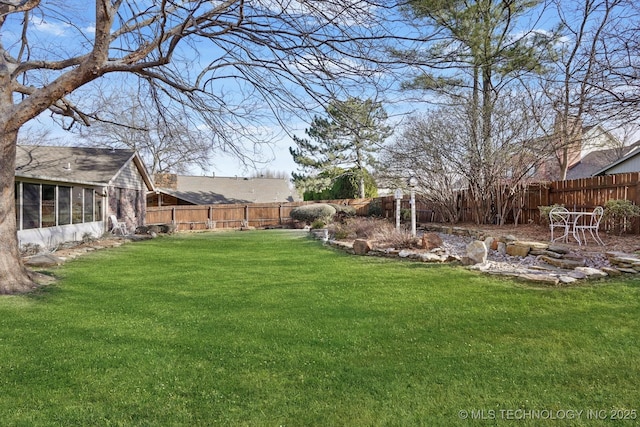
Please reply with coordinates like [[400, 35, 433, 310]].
[[15, 145, 154, 249], [148, 173, 301, 206], [593, 143, 640, 176], [531, 121, 627, 181]]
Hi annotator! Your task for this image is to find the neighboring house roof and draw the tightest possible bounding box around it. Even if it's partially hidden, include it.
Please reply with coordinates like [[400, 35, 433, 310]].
[[593, 142, 640, 176], [565, 141, 640, 179], [155, 175, 301, 204], [15, 144, 154, 190]]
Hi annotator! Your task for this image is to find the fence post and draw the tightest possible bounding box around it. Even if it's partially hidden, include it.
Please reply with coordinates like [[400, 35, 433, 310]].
[[244, 205, 249, 227]]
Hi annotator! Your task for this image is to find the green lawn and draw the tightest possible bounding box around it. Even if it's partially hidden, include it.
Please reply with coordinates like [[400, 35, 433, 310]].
[[1, 230, 639, 426]]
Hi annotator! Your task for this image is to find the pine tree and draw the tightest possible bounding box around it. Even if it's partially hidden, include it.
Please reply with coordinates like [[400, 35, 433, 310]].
[[290, 97, 391, 199]]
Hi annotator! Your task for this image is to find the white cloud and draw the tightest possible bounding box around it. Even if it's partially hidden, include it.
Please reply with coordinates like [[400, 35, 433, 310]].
[[30, 17, 71, 36]]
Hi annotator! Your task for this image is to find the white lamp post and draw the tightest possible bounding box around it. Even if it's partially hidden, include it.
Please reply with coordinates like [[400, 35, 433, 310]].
[[394, 188, 403, 230], [408, 176, 418, 237]]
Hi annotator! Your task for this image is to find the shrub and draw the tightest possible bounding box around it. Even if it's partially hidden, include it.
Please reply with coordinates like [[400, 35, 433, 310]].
[[367, 199, 383, 217], [329, 203, 357, 216], [327, 217, 421, 248], [290, 204, 337, 224], [311, 219, 326, 229], [604, 199, 640, 235], [538, 204, 564, 225]]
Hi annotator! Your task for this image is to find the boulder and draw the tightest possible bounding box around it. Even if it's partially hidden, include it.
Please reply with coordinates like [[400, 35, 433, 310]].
[[516, 273, 560, 285], [506, 243, 530, 258], [421, 232, 443, 250], [574, 267, 608, 278], [601, 267, 622, 276], [420, 253, 445, 263], [466, 240, 487, 265], [24, 254, 63, 267], [548, 244, 570, 254], [539, 250, 563, 259], [497, 242, 507, 255], [539, 255, 586, 269], [352, 239, 372, 255]]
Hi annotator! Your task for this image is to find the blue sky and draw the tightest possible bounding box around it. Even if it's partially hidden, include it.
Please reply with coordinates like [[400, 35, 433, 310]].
[[8, 1, 628, 178]]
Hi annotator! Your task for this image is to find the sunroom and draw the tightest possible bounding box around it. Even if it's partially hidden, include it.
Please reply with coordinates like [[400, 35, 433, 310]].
[[15, 145, 154, 250]]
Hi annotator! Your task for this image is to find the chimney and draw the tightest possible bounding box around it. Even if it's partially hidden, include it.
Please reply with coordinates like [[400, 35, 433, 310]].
[[154, 173, 178, 190]]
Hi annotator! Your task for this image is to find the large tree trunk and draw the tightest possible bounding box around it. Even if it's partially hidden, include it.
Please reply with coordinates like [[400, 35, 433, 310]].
[[0, 131, 37, 294]]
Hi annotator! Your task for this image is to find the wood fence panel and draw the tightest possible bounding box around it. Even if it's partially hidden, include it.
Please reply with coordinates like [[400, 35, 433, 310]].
[[144, 174, 640, 234], [146, 208, 172, 225]]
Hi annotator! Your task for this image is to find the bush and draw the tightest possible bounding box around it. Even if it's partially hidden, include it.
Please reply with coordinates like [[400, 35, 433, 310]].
[[290, 204, 337, 224], [538, 204, 564, 225], [367, 199, 383, 217], [311, 219, 326, 229], [604, 199, 640, 235], [328, 203, 356, 216], [327, 217, 421, 248]]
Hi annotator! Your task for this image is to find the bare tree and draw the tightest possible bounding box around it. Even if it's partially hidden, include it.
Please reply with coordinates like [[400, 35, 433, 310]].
[[382, 94, 546, 225], [528, 0, 630, 180], [589, 2, 640, 122], [79, 83, 215, 175], [0, 0, 404, 293], [392, 0, 556, 223]]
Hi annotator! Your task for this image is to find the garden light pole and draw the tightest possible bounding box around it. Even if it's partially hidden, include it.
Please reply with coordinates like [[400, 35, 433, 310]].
[[408, 176, 418, 237], [394, 188, 403, 230]]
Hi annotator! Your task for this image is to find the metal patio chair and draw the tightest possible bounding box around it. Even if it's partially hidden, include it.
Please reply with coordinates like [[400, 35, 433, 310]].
[[109, 215, 129, 236], [572, 206, 605, 246], [549, 206, 570, 243]]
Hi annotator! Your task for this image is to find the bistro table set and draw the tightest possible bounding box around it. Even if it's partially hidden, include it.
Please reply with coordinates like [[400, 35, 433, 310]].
[[549, 206, 605, 246]]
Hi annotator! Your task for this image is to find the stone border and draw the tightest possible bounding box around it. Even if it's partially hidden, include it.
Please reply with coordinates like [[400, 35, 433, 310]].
[[312, 227, 640, 286]]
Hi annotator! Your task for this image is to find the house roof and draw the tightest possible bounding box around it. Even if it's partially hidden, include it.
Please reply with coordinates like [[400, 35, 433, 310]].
[[592, 142, 640, 176], [156, 175, 301, 204], [15, 144, 154, 190], [565, 141, 640, 180]]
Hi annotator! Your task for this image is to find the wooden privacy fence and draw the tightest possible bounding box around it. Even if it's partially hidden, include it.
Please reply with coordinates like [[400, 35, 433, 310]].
[[145, 173, 640, 234], [146, 199, 372, 230], [377, 173, 640, 233]]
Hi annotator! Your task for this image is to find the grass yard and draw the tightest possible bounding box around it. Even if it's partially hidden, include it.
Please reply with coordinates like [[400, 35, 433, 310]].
[[1, 230, 639, 426]]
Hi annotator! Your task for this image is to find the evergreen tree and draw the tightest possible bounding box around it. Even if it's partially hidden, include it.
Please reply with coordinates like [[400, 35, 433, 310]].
[[394, 0, 555, 223], [290, 97, 391, 199]]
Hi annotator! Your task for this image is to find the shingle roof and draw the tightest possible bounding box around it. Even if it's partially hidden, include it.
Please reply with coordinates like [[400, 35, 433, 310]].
[[158, 175, 301, 204], [565, 142, 640, 180], [15, 145, 152, 189]]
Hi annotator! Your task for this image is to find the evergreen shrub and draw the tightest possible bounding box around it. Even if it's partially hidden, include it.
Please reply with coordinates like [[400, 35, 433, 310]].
[[290, 204, 337, 224]]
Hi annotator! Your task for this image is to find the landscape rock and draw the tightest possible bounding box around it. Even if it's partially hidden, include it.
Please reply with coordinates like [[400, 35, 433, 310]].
[[421, 233, 443, 250], [574, 267, 608, 278], [516, 273, 559, 285], [497, 242, 507, 255], [352, 239, 373, 255], [539, 255, 586, 269], [466, 240, 488, 265], [398, 249, 412, 258], [420, 253, 446, 263], [567, 270, 587, 279], [601, 267, 622, 276], [484, 236, 495, 250], [548, 244, 570, 254], [24, 254, 63, 267], [506, 243, 530, 258]]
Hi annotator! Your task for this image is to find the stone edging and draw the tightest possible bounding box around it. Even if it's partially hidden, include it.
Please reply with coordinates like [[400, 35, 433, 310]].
[[311, 227, 640, 285]]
